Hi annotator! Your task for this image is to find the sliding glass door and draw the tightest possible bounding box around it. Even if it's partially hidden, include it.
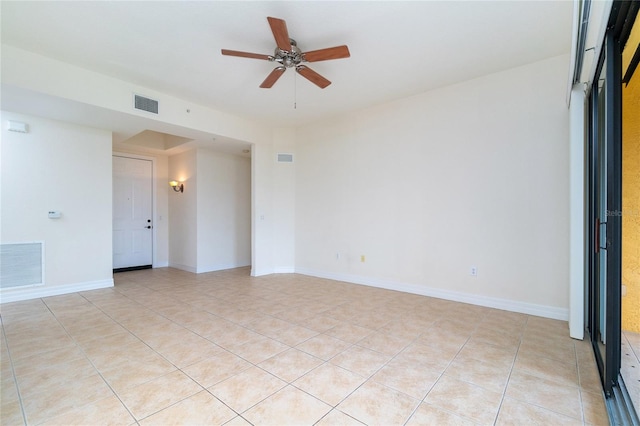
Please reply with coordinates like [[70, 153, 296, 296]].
[[588, 32, 622, 396], [585, 2, 639, 422]]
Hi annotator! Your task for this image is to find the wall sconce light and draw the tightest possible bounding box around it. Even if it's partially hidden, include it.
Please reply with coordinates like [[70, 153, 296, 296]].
[[169, 180, 184, 193]]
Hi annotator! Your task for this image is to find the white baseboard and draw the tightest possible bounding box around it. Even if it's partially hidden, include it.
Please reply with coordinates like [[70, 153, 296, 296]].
[[295, 268, 569, 321], [197, 263, 251, 274], [0, 279, 114, 304], [274, 266, 295, 274], [168, 262, 197, 273]]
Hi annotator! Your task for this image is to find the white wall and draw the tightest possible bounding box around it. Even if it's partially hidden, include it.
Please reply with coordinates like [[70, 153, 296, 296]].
[[295, 54, 571, 319], [168, 150, 198, 272], [0, 111, 113, 301], [168, 149, 251, 273], [197, 149, 251, 272], [272, 128, 296, 272], [1, 45, 291, 278]]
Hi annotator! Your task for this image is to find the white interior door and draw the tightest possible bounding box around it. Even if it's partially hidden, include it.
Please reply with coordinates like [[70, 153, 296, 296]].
[[113, 156, 153, 269]]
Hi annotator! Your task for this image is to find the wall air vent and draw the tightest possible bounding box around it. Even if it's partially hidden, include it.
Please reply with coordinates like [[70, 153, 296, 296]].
[[0, 242, 44, 288], [277, 153, 294, 163], [134, 94, 159, 114]]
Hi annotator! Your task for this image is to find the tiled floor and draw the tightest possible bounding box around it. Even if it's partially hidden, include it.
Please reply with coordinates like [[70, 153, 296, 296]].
[[621, 330, 640, 415], [1, 267, 609, 425]]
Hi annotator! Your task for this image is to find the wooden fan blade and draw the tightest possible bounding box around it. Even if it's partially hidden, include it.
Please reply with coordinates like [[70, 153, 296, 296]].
[[260, 67, 286, 88], [221, 49, 271, 60], [303, 45, 351, 62], [296, 65, 331, 89], [267, 17, 291, 51]]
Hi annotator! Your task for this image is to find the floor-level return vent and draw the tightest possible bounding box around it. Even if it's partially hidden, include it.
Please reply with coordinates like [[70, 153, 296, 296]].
[[134, 94, 159, 114], [0, 242, 44, 288]]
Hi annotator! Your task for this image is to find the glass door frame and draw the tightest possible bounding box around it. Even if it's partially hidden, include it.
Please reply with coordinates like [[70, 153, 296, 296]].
[[587, 30, 622, 396], [585, 2, 639, 422]]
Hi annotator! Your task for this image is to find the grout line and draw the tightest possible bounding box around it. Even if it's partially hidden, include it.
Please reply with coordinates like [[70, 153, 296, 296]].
[[0, 317, 28, 426]]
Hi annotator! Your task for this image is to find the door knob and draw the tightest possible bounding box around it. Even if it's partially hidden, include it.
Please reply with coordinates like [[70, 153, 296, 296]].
[[145, 226, 152, 229]]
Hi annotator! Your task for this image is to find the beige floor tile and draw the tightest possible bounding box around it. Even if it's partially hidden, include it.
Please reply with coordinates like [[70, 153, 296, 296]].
[[337, 380, 419, 425], [208, 324, 264, 350], [325, 323, 374, 343], [22, 373, 114, 425], [1, 375, 19, 405], [0, 400, 24, 425], [223, 415, 252, 425], [209, 366, 286, 413], [243, 385, 331, 425], [496, 397, 581, 425], [513, 350, 579, 388], [77, 331, 144, 352], [296, 334, 351, 360], [184, 316, 235, 337], [323, 305, 357, 322], [351, 311, 395, 330], [299, 314, 345, 332], [258, 348, 323, 382], [378, 316, 435, 339], [116, 370, 202, 420], [294, 363, 366, 406], [315, 409, 366, 425], [372, 360, 441, 400], [406, 402, 476, 426], [84, 341, 161, 370], [469, 327, 521, 350], [182, 350, 252, 388], [505, 370, 582, 421], [8, 335, 77, 361], [99, 356, 177, 394], [230, 336, 289, 364], [245, 316, 292, 337], [579, 367, 604, 393], [139, 390, 236, 425], [1, 269, 610, 426], [444, 356, 511, 393], [423, 374, 502, 424], [154, 339, 223, 368], [217, 307, 266, 326], [455, 339, 517, 367], [519, 338, 576, 364], [39, 395, 135, 426], [580, 389, 609, 425], [356, 331, 412, 356], [397, 341, 458, 372], [272, 306, 318, 324], [271, 324, 319, 346], [16, 357, 97, 399], [330, 345, 391, 377], [11, 346, 87, 377]]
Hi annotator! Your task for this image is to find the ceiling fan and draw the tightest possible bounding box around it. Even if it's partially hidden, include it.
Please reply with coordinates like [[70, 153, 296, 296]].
[[221, 17, 350, 89]]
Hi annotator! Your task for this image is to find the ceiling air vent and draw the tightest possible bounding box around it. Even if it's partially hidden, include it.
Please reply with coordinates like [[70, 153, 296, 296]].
[[134, 94, 159, 114], [277, 153, 294, 163]]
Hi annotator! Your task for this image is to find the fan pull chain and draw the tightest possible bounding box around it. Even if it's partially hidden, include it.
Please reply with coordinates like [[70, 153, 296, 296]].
[[294, 70, 297, 110]]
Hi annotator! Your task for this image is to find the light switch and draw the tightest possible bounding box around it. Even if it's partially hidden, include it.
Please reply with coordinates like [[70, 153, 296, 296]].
[[48, 211, 61, 219]]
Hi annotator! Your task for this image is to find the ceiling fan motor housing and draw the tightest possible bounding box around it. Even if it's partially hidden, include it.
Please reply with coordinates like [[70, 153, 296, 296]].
[[272, 39, 304, 68]]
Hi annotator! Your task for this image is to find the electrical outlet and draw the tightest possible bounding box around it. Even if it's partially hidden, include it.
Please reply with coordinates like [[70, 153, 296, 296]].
[[470, 266, 478, 276], [361, 255, 366, 262]]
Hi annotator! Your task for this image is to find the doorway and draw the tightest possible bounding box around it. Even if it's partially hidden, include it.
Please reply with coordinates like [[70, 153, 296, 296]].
[[585, 1, 639, 423], [621, 9, 640, 416], [113, 155, 153, 271]]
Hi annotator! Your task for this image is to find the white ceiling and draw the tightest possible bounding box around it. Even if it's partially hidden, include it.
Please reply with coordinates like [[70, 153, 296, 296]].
[[1, 1, 573, 133]]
